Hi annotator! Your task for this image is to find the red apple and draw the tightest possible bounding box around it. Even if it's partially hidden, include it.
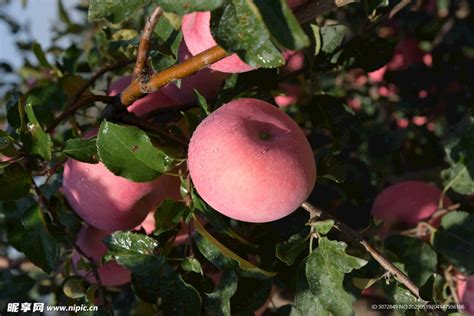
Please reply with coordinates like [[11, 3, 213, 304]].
[[72, 226, 131, 286], [62, 131, 170, 231], [182, 1, 307, 74], [371, 181, 452, 227], [457, 274, 474, 314], [188, 98, 316, 223]]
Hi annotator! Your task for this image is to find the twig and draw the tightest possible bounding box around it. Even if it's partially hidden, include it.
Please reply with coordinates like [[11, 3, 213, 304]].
[[294, 0, 356, 24], [67, 59, 133, 111], [117, 112, 188, 146], [32, 180, 111, 310], [301, 201, 421, 299], [140, 103, 199, 120], [46, 94, 114, 133], [121, 45, 228, 106], [133, 6, 163, 84]]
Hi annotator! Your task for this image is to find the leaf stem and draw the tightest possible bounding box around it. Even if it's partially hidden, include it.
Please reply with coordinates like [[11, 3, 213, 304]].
[[301, 201, 422, 299]]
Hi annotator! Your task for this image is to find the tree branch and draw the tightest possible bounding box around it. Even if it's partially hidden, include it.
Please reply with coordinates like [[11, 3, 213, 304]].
[[121, 45, 228, 106], [117, 112, 189, 146], [67, 59, 133, 110], [301, 201, 422, 299], [133, 6, 163, 83], [46, 94, 114, 133], [294, 0, 356, 24]]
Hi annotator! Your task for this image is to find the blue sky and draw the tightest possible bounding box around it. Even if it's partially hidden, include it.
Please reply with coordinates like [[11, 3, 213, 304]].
[[0, 0, 80, 68]]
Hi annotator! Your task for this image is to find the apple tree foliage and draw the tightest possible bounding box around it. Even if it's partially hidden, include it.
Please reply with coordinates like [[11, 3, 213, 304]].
[[0, 0, 474, 315]]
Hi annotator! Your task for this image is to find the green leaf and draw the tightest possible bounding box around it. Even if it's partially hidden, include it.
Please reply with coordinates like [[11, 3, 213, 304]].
[[276, 232, 308, 266], [253, 0, 309, 50], [21, 98, 53, 160], [230, 276, 273, 314], [203, 270, 238, 316], [192, 190, 254, 247], [193, 219, 276, 278], [384, 235, 437, 286], [97, 120, 175, 182], [0, 130, 19, 157], [88, 0, 147, 24], [0, 163, 32, 201], [181, 257, 203, 274], [62, 276, 86, 299], [195, 89, 210, 116], [339, 34, 397, 72], [320, 24, 346, 54], [312, 219, 335, 235], [433, 211, 474, 274], [104, 231, 165, 302], [63, 137, 99, 164], [441, 161, 474, 195], [311, 24, 322, 56], [154, 200, 188, 235], [211, 0, 284, 68], [21, 204, 60, 273], [296, 237, 367, 316], [32, 42, 52, 68], [154, 0, 223, 14], [160, 270, 202, 316]]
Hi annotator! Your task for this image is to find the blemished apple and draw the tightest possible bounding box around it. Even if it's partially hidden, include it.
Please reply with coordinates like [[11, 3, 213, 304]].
[[457, 274, 474, 314], [188, 98, 316, 223], [108, 43, 228, 117], [62, 131, 170, 231], [181, 1, 308, 74], [371, 181, 452, 226], [72, 226, 131, 286]]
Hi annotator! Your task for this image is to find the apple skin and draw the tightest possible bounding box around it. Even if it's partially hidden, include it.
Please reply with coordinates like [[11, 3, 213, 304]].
[[63, 154, 170, 232], [188, 98, 316, 223], [181, 1, 307, 74], [457, 275, 474, 314], [109, 43, 229, 117], [72, 226, 131, 287], [371, 181, 452, 227], [182, 11, 254, 74]]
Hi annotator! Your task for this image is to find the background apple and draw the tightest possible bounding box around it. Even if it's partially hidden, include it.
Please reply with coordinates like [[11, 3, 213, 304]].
[[457, 274, 474, 314], [63, 142, 170, 231], [72, 226, 131, 286], [182, 1, 307, 74], [188, 98, 316, 223], [371, 181, 452, 227]]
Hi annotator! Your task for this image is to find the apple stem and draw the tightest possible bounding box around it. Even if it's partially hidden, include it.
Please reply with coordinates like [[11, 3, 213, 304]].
[[133, 6, 163, 86], [301, 201, 422, 300]]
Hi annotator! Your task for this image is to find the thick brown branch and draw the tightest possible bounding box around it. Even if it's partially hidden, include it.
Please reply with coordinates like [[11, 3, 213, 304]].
[[121, 45, 229, 106], [301, 201, 421, 299], [134, 6, 163, 82], [46, 94, 114, 133]]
